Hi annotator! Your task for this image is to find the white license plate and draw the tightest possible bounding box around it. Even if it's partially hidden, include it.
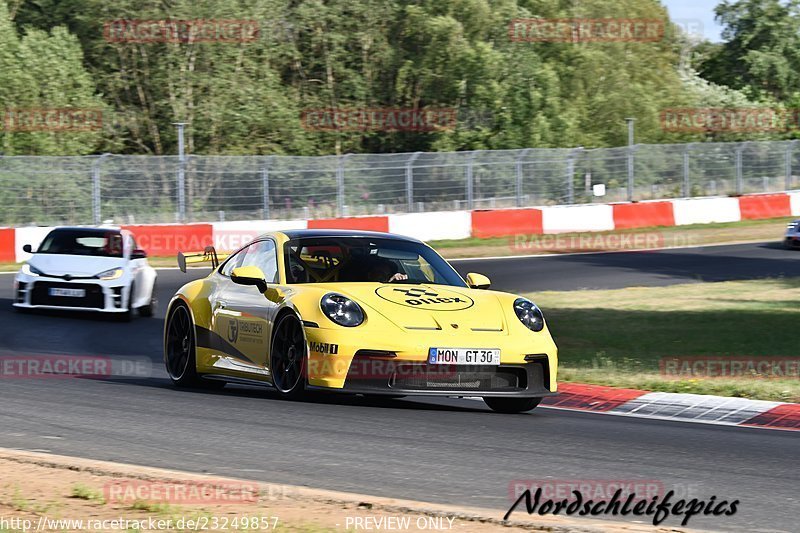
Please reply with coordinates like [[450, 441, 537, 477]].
[[428, 348, 501, 365], [49, 288, 85, 298]]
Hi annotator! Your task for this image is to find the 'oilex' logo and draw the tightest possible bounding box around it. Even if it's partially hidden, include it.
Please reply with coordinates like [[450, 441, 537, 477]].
[[2, 108, 102, 132], [374, 286, 474, 310], [509, 18, 665, 42]]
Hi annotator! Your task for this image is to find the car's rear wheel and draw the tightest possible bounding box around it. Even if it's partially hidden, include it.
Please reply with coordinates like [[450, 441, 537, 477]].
[[483, 397, 541, 414], [164, 303, 223, 389], [270, 314, 307, 399], [165, 304, 197, 386]]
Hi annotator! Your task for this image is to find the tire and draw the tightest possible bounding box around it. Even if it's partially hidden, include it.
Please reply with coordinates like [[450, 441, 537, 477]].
[[164, 303, 223, 389], [483, 397, 541, 414], [138, 281, 157, 317], [270, 314, 307, 400]]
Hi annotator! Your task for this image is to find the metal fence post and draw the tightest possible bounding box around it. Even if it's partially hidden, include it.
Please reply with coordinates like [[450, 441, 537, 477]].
[[406, 152, 421, 212], [627, 146, 635, 201], [735, 143, 744, 195], [177, 161, 185, 222], [173, 122, 187, 223], [261, 156, 273, 220], [682, 145, 691, 197], [515, 149, 531, 207], [786, 141, 797, 190], [466, 152, 476, 210], [91, 153, 111, 224], [567, 147, 583, 204], [337, 154, 348, 216]]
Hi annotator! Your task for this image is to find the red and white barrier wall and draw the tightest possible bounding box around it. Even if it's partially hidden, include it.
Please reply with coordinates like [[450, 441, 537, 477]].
[[5, 192, 800, 262]]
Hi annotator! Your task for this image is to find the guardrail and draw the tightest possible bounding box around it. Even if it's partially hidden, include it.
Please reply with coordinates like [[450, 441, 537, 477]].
[[1, 140, 799, 227]]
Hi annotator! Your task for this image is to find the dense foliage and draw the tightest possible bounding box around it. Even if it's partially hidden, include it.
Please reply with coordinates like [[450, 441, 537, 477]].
[[0, 0, 796, 156]]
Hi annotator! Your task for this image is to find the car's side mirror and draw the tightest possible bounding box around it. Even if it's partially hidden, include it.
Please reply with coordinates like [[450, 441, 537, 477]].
[[22, 244, 32, 253], [131, 249, 147, 259], [231, 266, 268, 293], [466, 272, 491, 289]]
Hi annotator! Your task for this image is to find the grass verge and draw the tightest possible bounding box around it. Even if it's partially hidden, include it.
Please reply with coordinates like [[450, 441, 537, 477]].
[[530, 277, 800, 402], [431, 216, 792, 258]]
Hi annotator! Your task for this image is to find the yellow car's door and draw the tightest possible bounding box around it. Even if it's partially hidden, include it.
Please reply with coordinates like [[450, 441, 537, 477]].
[[210, 239, 280, 380]]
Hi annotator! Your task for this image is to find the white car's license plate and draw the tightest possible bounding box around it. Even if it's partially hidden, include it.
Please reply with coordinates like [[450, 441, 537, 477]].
[[49, 288, 85, 298], [428, 348, 501, 365]]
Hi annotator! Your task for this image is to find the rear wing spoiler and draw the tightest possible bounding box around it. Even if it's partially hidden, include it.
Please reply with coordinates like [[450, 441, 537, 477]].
[[177, 246, 229, 273]]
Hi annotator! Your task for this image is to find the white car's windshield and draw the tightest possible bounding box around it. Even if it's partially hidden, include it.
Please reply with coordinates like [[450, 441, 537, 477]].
[[283, 237, 466, 286], [37, 229, 124, 258]]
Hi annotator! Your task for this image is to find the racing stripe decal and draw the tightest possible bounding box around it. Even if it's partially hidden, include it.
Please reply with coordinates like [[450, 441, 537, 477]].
[[194, 325, 258, 366]]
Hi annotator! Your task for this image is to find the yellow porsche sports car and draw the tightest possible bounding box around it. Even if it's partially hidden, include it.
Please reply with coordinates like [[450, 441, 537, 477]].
[[164, 230, 558, 413]]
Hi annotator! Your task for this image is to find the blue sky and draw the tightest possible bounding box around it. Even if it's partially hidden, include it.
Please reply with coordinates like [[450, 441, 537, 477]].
[[662, 0, 725, 42]]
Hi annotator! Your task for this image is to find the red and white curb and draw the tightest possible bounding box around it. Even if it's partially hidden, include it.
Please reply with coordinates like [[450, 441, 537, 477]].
[[541, 383, 800, 431], [6, 190, 800, 263]]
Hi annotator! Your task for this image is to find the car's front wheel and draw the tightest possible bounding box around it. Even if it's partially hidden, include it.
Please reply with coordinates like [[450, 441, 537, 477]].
[[270, 314, 307, 400], [483, 397, 541, 414], [138, 281, 157, 317]]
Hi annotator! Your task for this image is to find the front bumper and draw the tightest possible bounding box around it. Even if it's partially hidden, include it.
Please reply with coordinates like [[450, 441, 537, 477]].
[[13, 275, 131, 313], [326, 357, 555, 397], [304, 323, 559, 396]]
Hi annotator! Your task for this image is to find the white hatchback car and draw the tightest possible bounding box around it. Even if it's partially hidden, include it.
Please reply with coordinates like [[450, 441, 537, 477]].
[[13, 227, 157, 319]]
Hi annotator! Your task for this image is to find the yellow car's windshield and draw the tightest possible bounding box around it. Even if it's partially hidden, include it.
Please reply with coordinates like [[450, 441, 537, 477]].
[[283, 237, 466, 287]]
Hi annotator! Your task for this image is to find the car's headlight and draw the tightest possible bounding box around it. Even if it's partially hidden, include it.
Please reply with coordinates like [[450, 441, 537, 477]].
[[514, 298, 545, 332], [321, 293, 364, 327], [21, 264, 44, 276], [96, 267, 123, 280]]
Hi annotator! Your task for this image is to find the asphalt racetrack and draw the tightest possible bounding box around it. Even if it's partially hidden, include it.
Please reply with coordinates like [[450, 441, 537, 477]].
[[452, 241, 800, 292], [0, 241, 797, 531]]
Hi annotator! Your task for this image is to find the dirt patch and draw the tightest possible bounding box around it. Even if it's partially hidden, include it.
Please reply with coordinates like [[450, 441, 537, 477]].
[[0, 449, 693, 532]]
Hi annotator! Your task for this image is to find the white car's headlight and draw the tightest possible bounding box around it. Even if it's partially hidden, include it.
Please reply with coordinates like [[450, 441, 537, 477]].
[[514, 298, 545, 332], [321, 293, 364, 327], [21, 264, 44, 276], [96, 267, 123, 280]]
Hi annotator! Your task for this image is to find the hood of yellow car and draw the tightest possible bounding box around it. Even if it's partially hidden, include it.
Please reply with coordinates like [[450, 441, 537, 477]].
[[321, 283, 508, 332]]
